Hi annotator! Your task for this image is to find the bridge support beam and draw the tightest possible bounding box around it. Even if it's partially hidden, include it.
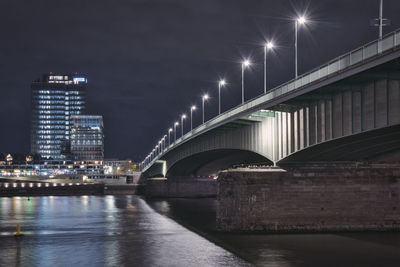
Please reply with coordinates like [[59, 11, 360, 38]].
[[217, 163, 400, 232]]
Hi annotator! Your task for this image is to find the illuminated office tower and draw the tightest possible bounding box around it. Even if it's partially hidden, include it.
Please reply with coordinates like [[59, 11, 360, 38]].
[[70, 115, 104, 161], [31, 74, 87, 160]]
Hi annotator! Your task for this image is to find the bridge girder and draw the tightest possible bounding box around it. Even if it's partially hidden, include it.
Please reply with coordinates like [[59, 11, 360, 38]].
[[143, 48, 400, 176]]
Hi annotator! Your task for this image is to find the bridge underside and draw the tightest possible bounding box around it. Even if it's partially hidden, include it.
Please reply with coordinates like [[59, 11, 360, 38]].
[[166, 149, 272, 177], [143, 56, 400, 177], [278, 125, 400, 164]]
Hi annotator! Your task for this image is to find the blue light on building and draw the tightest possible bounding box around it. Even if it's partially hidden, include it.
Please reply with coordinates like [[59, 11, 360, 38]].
[[31, 73, 87, 160]]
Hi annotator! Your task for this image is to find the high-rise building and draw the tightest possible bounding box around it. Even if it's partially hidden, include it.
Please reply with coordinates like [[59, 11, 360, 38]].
[[31, 73, 87, 160], [70, 115, 104, 161]]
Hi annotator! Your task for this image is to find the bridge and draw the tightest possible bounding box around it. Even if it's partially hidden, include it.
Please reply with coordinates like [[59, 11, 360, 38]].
[[142, 29, 400, 178]]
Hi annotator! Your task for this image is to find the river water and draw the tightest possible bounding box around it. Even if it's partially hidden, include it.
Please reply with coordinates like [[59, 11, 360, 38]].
[[0, 196, 248, 267], [0, 196, 399, 267]]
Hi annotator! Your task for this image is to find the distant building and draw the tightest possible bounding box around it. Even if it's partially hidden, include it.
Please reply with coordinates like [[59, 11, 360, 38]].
[[70, 115, 104, 161], [30, 73, 87, 160]]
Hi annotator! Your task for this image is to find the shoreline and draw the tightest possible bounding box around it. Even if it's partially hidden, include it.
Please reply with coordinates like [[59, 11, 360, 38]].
[[0, 183, 141, 197]]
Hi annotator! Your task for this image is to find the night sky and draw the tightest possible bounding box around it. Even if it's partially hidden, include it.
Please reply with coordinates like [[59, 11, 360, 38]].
[[0, 0, 399, 161]]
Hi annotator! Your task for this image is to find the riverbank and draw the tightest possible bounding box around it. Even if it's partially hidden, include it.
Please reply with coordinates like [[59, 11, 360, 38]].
[[147, 197, 400, 266], [0, 182, 141, 196]]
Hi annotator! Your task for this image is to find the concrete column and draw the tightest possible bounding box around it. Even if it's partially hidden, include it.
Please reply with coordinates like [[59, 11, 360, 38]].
[[299, 108, 305, 149], [278, 112, 282, 160], [289, 112, 295, 154], [308, 103, 317, 145], [294, 110, 299, 151], [282, 112, 287, 157], [343, 91, 352, 136], [333, 92, 343, 138], [388, 80, 400, 125], [352, 89, 362, 133], [325, 99, 333, 140], [305, 106, 310, 148], [363, 81, 375, 130], [319, 100, 325, 142], [375, 79, 388, 128]]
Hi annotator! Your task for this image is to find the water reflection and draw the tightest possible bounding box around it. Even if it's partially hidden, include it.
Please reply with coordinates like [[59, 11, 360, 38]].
[[148, 198, 400, 267], [0, 196, 247, 267]]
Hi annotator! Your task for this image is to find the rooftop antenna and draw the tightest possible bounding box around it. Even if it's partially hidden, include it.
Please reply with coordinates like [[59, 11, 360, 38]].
[[370, 0, 390, 39]]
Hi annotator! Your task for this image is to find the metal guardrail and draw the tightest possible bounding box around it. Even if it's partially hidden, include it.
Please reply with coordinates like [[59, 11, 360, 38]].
[[142, 29, 400, 171]]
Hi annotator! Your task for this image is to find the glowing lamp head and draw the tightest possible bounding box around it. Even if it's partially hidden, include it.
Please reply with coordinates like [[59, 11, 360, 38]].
[[243, 60, 251, 67], [175, 122, 179, 126], [191, 105, 196, 110], [169, 128, 173, 132], [297, 16, 307, 25], [182, 114, 186, 119], [219, 80, 226, 86], [266, 41, 274, 49], [203, 94, 209, 100]]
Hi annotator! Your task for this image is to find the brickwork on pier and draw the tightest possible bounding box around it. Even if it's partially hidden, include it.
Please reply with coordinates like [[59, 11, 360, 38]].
[[217, 163, 400, 232]]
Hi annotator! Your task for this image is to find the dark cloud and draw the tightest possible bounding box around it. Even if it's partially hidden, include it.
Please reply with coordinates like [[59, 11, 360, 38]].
[[0, 0, 399, 160]]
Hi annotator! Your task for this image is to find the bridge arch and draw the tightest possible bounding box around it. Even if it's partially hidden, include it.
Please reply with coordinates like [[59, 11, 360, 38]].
[[166, 149, 273, 177]]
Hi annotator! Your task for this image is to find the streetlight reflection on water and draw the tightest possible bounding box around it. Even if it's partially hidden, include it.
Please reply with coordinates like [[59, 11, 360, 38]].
[[0, 196, 246, 266]]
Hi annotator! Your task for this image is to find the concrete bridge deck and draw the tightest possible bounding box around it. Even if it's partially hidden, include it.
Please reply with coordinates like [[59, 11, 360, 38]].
[[142, 28, 400, 177]]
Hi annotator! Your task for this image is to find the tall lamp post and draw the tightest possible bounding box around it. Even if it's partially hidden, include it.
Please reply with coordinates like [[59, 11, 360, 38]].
[[190, 105, 196, 130], [168, 128, 173, 146], [241, 60, 251, 104], [174, 122, 179, 142], [202, 94, 209, 124], [162, 135, 167, 151], [295, 16, 307, 78], [218, 80, 226, 114], [181, 114, 186, 137], [264, 41, 274, 94]]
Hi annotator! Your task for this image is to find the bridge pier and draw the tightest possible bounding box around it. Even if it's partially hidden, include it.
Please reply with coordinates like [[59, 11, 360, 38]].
[[145, 176, 217, 198], [217, 163, 400, 232]]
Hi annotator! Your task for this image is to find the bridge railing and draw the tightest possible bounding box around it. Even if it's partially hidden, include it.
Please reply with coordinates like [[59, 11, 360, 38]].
[[142, 29, 400, 171]]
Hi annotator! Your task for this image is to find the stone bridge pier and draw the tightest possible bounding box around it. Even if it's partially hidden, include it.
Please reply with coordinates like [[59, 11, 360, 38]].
[[217, 162, 400, 232]]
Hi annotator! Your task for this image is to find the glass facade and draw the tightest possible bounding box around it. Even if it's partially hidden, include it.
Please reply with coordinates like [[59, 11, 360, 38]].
[[31, 74, 87, 160], [70, 115, 104, 161]]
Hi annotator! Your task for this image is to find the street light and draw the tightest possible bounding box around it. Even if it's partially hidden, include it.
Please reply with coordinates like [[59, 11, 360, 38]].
[[174, 122, 179, 142], [181, 114, 186, 137], [218, 80, 226, 114], [295, 15, 307, 78], [241, 60, 251, 104], [202, 94, 209, 124], [190, 105, 196, 130], [162, 135, 167, 151], [168, 128, 173, 146], [264, 41, 274, 94]]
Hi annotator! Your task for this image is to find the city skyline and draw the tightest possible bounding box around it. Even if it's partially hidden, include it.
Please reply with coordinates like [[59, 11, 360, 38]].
[[0, 0, 399, 161], [0, 1, 400, 266]]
